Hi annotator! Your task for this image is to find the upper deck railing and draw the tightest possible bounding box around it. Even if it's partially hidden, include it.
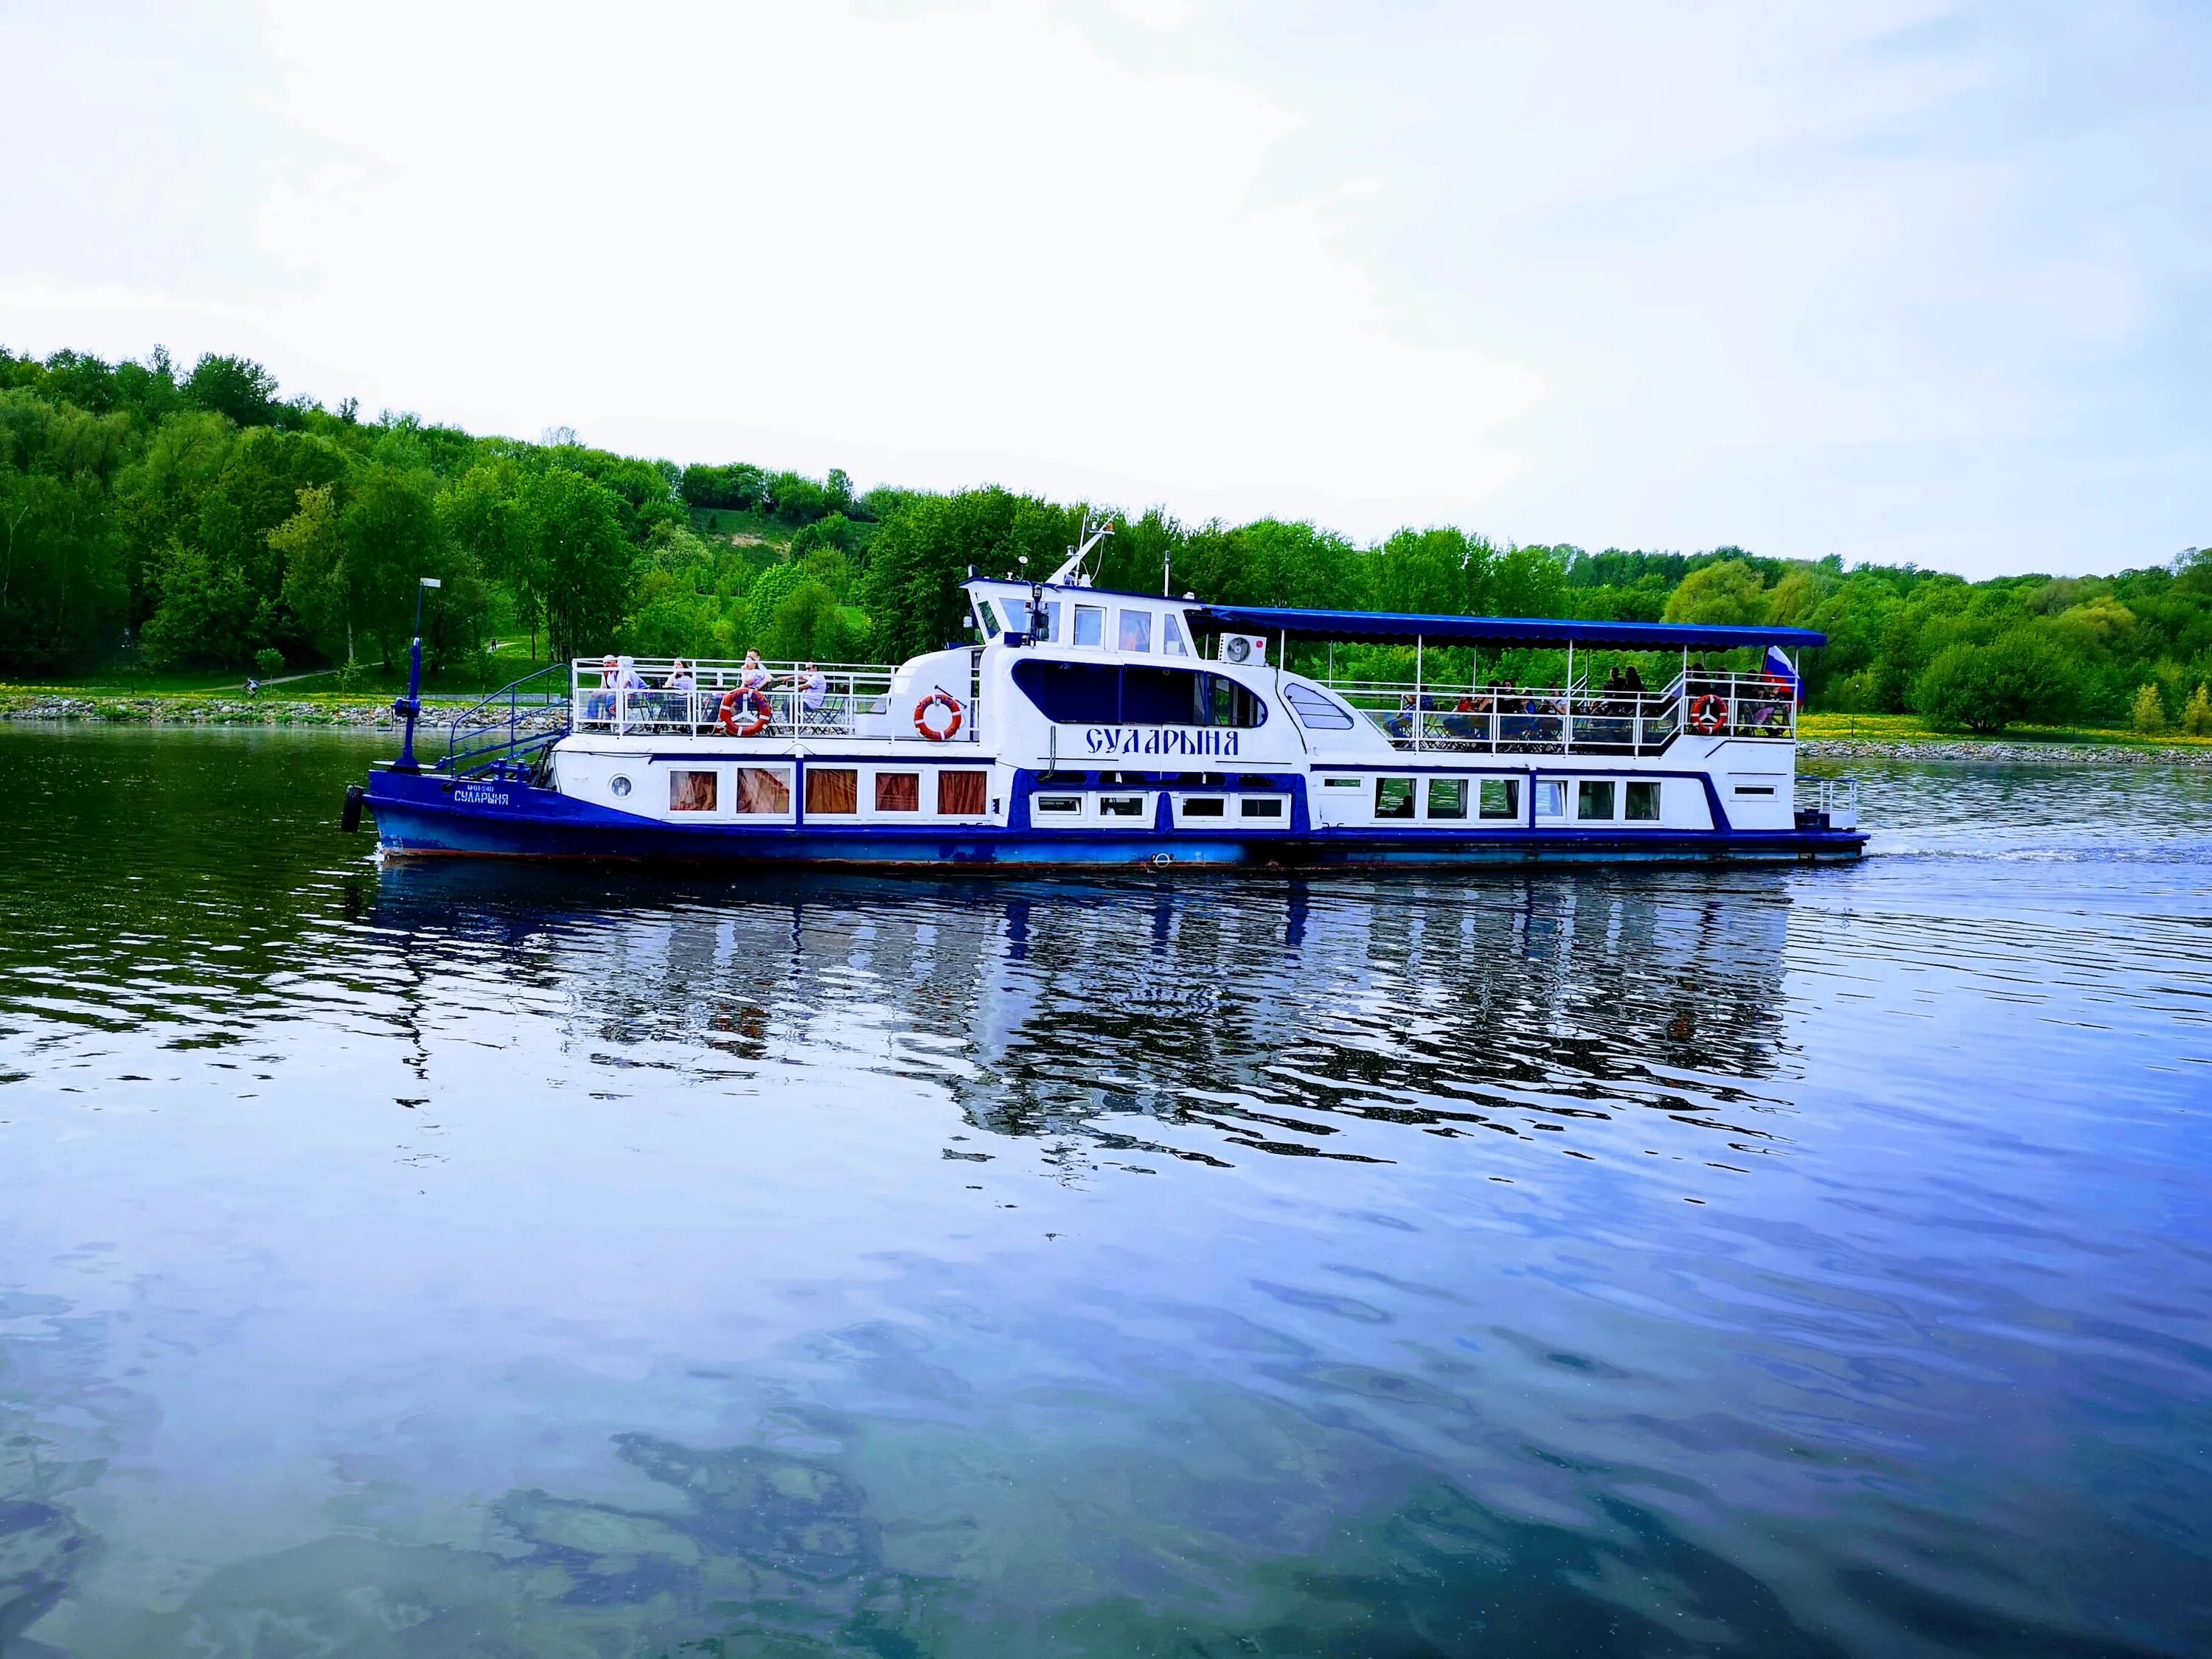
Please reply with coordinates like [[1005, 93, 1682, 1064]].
[[568, 656, 971, 742], [1325, 671, 1795, 754]]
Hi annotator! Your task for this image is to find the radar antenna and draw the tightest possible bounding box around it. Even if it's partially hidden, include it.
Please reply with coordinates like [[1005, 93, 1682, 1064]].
[[1046, 511, 1114, 588]]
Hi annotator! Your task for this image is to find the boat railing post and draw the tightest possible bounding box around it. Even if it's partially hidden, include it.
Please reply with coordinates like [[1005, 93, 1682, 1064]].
[[1564, 641, 1574, 756], [1413, 635, 1424, 751]]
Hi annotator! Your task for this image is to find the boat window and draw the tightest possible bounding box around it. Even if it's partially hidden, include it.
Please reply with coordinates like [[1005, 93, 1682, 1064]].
[[1074, 605, 1105, 647], [1178, 796, 1226, 818], [1284, 683, 1355, 731], [1097, 794, 1146, 818], [610, 774, 633, 799], [806, 768, 858, 814], [1375, 778, 1416, 820], [1733, 783, 1775, 796], [670, 770, 719, 813], [1002, 599, 1059, 640], [1161, 613, 1189, 657], [975, 598, 1001, 639], [1478, 779, 1520, 819], [1534, 781, 1565, 818], [1576, 780, 1616, 821], [1322, 776, 1363, 790], [1034, 794, 1083, 815], [1206, 676, 1266, 728], [1625, 780, 1660, 821], [1240, 796, 1285, 819], [938, 771, 989, 815], [1011, 661, 1267, 728], [736, 768, 790, 814], [1426, 778, 1467, 820], [1122, 667, 1203, 725], [1118, 610, 1152, 653], [875, 772, 920, 812]]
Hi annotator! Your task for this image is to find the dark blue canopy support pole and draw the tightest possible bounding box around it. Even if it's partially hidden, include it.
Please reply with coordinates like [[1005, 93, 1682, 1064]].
[[392, 576, 442, 773]]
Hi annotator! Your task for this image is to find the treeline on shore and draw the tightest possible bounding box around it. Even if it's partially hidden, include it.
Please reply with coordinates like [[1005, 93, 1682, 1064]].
[[4, 345, 2208, 734]]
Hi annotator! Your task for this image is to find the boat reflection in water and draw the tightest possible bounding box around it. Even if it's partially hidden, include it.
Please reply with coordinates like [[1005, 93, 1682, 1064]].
[[371, 860, 1796, 1177]]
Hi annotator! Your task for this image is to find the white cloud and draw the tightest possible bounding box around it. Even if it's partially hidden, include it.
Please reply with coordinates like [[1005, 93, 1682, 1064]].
[[1, 0, 2205, 574]]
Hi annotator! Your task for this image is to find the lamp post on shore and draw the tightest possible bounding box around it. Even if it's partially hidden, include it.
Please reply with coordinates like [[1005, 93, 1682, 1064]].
[[393, 576, 442, 773]]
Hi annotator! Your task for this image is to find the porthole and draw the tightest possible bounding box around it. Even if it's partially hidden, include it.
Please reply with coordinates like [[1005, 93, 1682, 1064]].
[[610, 774, 633, 798]]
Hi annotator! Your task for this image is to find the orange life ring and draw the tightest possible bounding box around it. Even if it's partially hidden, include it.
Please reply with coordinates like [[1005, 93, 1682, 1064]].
[[914, 690, 963, 741], [1688, 693, 1730, 735], [718, 687, 772, 737]]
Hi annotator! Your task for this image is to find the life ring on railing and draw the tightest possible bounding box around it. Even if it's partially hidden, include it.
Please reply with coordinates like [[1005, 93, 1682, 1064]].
[[1688, 694, 1730, 735], [717, 688, 772, 737], [914, 690, 963, 741]]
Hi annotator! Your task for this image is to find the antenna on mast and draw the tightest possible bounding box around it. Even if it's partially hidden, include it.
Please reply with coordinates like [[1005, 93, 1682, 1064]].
[[1046, 511, 1113, 588]]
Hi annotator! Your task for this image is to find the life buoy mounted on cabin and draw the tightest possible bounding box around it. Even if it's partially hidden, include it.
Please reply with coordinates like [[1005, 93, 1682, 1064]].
[[718, 688, 773, 737], [1688, 694, 1730, 735], [914, 690, 964, 741]]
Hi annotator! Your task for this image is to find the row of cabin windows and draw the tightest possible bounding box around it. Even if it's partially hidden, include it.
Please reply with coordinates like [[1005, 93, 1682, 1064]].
[[667, 767, 990, 816], [1352, 776, 1663, 823], [1011, 660, 1268, 728], [1032, 791, 1287, 822], [997, 599, 1192, 658]]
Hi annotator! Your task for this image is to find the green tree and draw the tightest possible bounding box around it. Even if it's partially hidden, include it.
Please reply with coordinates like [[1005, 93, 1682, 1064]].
[[1664, 559, 1767, 626], [860, 488, 1079, 661], [2185, 684, 2212, 737], [443, 459, 538, 652], [183, 354, 282, 428], [274, 484, 355, 664], [1371, 526, 1493, 616], [759, 578, 852, 662], [1491, 543, 1570, 619], [2130, 682, 2167, 734], [1913, 631, 2079, 733], [525, 467, 631, 663], [140, 538, 254, 668], [0, 469, 125, 672]]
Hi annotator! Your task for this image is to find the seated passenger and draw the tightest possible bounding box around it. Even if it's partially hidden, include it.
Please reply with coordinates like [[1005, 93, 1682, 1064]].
[[587, 654, 619, 721], [794, 661, 828, 713], [737, 650, 771, 693], [660, 658, 697, 728]]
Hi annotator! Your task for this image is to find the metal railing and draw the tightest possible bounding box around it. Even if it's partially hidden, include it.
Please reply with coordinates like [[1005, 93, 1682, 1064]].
[[568, 656, 957, 741], [1795, 776, 1860, 828], [1322, 672, 1795, 754], [439, 662, 571, 779]]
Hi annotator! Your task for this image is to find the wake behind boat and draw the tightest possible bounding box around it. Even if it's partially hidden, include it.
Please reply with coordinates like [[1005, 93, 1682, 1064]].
[[349, 529, 1865, 868]]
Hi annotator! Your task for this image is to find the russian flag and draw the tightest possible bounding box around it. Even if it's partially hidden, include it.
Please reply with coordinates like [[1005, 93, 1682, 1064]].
[[1764, 645, 1802, 705]]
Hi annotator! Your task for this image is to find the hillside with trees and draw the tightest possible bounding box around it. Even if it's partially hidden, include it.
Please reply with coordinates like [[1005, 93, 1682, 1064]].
[[4, 345, 2207, 734]]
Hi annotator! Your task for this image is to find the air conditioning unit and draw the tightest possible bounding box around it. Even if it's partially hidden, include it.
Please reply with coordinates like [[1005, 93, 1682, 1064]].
[[1217, 633, 1268, 666]]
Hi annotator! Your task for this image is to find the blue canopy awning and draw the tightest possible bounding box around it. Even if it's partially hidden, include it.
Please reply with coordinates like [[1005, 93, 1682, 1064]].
[[1193, 605, 1826, 653]]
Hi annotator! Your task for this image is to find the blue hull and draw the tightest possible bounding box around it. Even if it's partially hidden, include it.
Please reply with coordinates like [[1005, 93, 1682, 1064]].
[[364, 769, 1867, 867]]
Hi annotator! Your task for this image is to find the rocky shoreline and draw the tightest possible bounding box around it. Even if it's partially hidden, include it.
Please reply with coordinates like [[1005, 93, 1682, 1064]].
[[2, 695, 403, 727], [1801, 737, 2212, 767], [7, 695, 2208, 765]]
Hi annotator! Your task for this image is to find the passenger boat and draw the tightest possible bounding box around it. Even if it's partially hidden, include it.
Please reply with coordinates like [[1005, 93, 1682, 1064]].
[[350, 528, 1865, 866]]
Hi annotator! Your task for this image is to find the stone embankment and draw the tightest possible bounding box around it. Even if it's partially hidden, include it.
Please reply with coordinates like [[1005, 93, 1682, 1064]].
[[1803, 737, 2212, 767], [2, 695, 401, 727]]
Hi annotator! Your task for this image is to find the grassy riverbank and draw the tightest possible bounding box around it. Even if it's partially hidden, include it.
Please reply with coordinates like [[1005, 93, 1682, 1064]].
[[9, 690, 2212, 764], [1799, 711, 2212, 754]]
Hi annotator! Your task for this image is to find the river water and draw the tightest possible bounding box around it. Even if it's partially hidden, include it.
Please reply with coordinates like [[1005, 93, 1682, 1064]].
[[0, 727, 2206, 1658]]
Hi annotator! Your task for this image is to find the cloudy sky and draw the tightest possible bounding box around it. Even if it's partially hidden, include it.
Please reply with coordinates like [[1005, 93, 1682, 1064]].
[[4, 1, 2205, 576]]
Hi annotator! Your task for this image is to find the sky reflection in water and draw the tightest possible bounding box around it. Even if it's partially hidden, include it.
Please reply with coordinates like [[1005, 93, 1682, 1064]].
[[1, 731, 2208, 1657]]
